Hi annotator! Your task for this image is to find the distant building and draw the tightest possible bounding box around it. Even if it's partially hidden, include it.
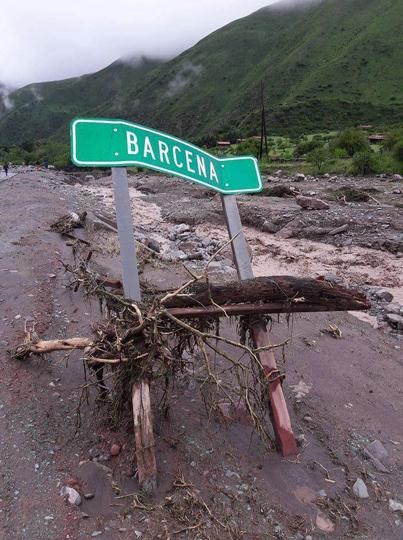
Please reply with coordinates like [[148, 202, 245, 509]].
[[216, 141, 231, 147], [368, 134, 385, 144]]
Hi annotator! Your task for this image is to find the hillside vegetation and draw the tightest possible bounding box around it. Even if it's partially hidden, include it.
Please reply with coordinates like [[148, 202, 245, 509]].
[[0, 0, 402, 144]]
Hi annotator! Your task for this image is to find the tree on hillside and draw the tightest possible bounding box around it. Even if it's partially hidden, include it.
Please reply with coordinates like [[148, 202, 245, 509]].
[[332, 129, 370, 157], [306, 147, 329, 174]]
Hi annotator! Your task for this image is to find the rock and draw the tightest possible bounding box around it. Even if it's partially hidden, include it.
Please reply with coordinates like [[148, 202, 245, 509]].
[[384, 303, 401, 315], [392, 174, 403, 181], [294, 173, 306, 182], [91, 532, 103, 537], [365, 440, 388, 461], [274, 169, 284, 176], [225, 469, 241, 480], [364, 440, 389, 472], [374, 289, 394, 302], [146, 239, 161, 253], [316, 512, 335, 533], [61, 486, 82, 506], [329, 224, 348, 236], [262, 220, 278, 233], [276, 227, 295, 239], [389, 499, 403, 512], [134, 531, 143, 538], [295, 434, 306, 447], [174, 223, 191, 234], [89, 447, 101, 459], [85, 175, 95, 181], [110, 443, 121, 457], [352, 478, 369, 499], [84, 493, 95, 500], [385, 313, 403, 330], [295, 195, 330, 210]]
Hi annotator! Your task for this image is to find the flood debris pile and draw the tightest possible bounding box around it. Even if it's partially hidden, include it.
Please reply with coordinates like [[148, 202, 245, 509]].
[[11, 250, 369, 439]]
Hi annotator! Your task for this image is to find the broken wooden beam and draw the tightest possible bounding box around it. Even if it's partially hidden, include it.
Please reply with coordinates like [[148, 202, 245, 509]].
[[164, 276, 370, 312], [132, 381, 157, 494], [249, 321, 298, 456], [24, 337, 93, 354]]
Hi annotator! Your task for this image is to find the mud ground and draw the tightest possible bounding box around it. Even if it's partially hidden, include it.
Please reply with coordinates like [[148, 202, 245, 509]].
[[0, 169, 402, 539]]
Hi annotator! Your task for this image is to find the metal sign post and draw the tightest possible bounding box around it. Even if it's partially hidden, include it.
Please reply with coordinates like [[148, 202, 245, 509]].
[[221, 194, 297, 457], [112, 167, 141, 302]]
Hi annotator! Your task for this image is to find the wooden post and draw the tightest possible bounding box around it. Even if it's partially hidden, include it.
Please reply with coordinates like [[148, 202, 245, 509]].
[[221, 194, 297, 456], [111, 168, 157, 489], [132, 382, 157, 494]]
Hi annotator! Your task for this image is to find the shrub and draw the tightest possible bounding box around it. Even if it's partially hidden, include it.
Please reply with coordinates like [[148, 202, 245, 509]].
[[351, 150, 377, 176], [392, 138, 403, 163], [306, 147, 329, 174], [294, 139, 323, 158], [332, 129, 370, 157]]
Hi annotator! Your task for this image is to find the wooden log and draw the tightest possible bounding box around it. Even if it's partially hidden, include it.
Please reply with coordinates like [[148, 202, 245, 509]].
[[167, 298, 369, 318], [132, 381, 157, 494], [164, 276, 369, 311], [29, 338, 93, 353]]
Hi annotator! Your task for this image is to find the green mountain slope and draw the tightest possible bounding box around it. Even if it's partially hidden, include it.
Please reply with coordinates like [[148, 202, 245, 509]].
[[1, 0, 402, 144], [0, 57, 163, 144]]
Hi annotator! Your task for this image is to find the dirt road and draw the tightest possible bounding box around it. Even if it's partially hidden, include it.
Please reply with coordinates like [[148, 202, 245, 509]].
[[1, 169, 402, 539]]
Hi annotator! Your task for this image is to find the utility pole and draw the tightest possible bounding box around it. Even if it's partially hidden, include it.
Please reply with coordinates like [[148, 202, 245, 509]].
[[258, 80, 269, 160]]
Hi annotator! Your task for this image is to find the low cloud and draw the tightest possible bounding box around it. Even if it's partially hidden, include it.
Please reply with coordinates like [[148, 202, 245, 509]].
[[267, 0, 324, 10], [0, 84, 14, 113], [165, 62, 203, 98], [1, 0, 275, 88]]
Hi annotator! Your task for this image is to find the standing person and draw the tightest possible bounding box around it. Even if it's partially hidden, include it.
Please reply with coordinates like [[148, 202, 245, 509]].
[[3, 161, 9, 176]]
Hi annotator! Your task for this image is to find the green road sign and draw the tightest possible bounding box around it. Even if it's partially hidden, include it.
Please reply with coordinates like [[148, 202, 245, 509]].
[[70, 118, 262, 194]]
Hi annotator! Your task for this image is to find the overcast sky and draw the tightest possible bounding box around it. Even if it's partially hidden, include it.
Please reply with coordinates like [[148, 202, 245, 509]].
[[0, 0, 279, 88]]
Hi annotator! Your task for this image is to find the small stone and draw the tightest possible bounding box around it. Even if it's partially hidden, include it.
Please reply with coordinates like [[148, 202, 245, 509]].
[[374, 289, 393, 302], [89, 447, 101, 459], [318, 490, 327, 497], [392, 174, 403, 181], [134, 531, 142, 538], [174, 223, 190, 234], [110, 443, 121, 457], [365, 440, 388, 461], [84, 493, 95, 500], [352, 478, 369, 499], [225, 469, 241, 480], [315, 512, 335, 532], [295, 434, 306, 447], [296, 195, 330, 211], [91, 532, 103, 537], [385, 313, 403, 330], [61, 486, 82, 506], [14, 314, 21, 320], [48, 273, 56, 278], [146, 239, 160, 253], [389, 499, 403, 512]]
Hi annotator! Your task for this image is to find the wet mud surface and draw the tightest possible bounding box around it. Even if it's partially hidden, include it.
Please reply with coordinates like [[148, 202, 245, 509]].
[[0, 170, 402, 539]]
